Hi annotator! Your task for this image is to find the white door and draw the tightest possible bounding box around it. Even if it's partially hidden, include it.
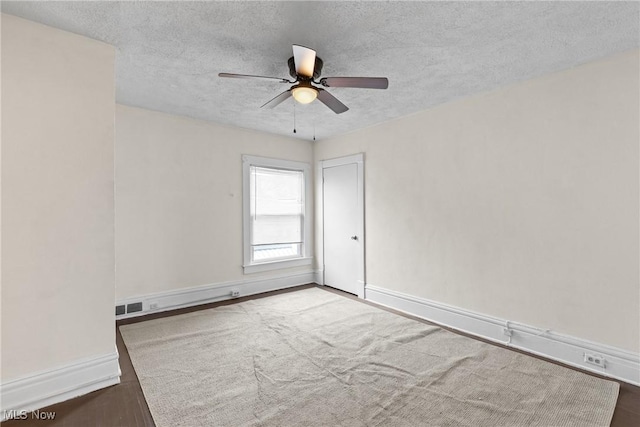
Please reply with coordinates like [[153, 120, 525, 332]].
[[323, 161, 361, 295]]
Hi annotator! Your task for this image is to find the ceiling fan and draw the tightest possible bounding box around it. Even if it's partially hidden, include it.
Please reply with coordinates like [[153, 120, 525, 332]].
[[219, 45, 388, 114]]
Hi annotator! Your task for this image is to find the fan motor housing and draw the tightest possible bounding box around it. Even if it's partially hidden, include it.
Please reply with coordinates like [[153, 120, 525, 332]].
[[288, 56, 323, 80]]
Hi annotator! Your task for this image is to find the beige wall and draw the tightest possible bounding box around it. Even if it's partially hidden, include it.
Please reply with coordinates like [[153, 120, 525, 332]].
[[314, 49, 639, 353], [115, 105, 313, 300], [1, 15, 116, 380]]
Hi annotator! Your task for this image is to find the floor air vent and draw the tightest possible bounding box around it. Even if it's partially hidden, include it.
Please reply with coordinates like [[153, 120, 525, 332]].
[[126, 302, 143, 314]]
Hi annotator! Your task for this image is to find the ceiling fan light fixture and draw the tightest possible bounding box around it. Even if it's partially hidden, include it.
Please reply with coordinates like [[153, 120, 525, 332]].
[[220, 44, 387, 114], [292, 86, 318, 104]]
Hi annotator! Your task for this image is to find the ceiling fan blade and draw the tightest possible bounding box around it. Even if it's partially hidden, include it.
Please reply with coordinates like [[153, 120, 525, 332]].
[[260, 90, 292, 109], [218, 73, 291, 83], [320, 77, 389, 89], [292, 45, 317, 78], [317, 89, 349, 114]]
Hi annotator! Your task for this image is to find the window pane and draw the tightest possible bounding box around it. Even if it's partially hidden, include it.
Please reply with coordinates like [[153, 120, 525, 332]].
[[252, 243, 302, 261], [250, 166, 303, 247]]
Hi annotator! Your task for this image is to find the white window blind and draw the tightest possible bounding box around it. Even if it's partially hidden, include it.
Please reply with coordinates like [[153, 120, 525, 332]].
[[250, 166, 304, 261]]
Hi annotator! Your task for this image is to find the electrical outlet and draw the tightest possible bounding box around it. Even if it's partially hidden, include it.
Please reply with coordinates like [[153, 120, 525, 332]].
[[584, 353, 606, 368], [230, 290, 240, 298], [149, 302, 159, 310]]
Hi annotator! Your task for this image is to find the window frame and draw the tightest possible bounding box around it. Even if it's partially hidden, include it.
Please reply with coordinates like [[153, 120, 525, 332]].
[[242, 155, 312, 274]]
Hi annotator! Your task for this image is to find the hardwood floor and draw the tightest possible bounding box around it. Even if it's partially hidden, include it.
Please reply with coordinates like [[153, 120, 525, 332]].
[[3, 284, 638, 426]]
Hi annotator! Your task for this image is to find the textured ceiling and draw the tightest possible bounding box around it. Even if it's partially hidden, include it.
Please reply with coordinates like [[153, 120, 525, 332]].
[[3, 1, 638, 141]]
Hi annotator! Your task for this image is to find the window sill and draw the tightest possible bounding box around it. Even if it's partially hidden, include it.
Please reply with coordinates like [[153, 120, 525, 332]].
[[243, 257, 312, 274]]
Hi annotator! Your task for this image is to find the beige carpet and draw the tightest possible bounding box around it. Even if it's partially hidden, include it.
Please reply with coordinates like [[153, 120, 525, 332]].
[[120, 288, 619, 426]]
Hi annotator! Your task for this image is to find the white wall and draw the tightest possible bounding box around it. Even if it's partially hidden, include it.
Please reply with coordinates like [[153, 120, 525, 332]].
[[314, 49, 639, 353], [1, 15, 116, 380], [115, 105, 314, 300]]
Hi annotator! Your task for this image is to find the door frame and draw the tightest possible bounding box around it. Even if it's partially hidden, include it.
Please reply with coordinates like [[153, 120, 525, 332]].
[[319, 153, 365, 298]]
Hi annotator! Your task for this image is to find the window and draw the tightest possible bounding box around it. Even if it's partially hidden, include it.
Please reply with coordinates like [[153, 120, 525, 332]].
[[242, 155, 312, 273]]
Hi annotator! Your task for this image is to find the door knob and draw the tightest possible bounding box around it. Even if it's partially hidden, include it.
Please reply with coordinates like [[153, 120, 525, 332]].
[[351, 236, 358, 241]]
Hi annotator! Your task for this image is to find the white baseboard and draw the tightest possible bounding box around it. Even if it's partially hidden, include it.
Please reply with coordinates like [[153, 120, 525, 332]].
[[116, 270, 316, 319], [314, 269, 324, 286], [365, 284, 640, 386], [0, 350, 121, 420]]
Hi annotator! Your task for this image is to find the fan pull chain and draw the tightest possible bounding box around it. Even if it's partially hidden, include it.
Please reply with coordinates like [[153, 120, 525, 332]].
[[313, 120, 316, 141], [293, 102, 297, 134]]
